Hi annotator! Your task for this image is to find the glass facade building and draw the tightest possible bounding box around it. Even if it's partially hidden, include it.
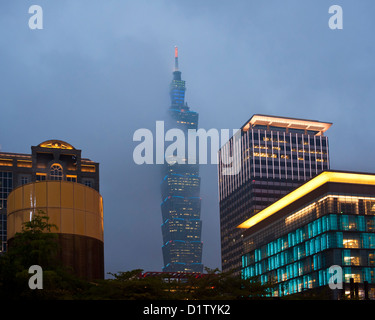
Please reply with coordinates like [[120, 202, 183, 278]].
[[161, 48, 203, 273], [240, 171, 375, 299], [0, 140, 102, 280], [218, 115, 332, 274]]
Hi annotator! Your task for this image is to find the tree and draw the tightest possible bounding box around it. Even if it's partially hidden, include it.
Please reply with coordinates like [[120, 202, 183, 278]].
[[0, 212, 275, 300], [83, 269, 176, 300], [80, 267, 275, 300], [180, 267, 274, 300], [9, 210, 59, 269], [0, 210, 88, 299]]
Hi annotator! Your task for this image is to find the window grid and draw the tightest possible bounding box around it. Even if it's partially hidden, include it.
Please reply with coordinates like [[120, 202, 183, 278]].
[[242, 194, 375, 297]]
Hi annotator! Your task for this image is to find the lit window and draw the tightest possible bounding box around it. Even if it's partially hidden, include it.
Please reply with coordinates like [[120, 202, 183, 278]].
[[66, 175, 77, 182], [50, 164, 63, 181], [343, 239, 359, 249], [343, 256, 360, 266], [369, 253, 375, 266], [345, 273, 361, 283]]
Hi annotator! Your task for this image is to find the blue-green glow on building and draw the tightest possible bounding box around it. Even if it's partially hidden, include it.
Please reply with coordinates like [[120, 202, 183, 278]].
[[241, 171, 375, 299]]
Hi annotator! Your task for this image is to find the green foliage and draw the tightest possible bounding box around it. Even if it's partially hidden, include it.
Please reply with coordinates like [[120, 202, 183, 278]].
[[9, 210, 59, 269], [80, 267, 274, 300], [0, 211, 275, 300], [0, 210, 88, 299], [172, 267, 275, 300], [83, 270, 175, 300]]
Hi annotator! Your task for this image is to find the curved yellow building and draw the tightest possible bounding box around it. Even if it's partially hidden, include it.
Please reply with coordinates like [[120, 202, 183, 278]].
[[7, 180, 104, 280]]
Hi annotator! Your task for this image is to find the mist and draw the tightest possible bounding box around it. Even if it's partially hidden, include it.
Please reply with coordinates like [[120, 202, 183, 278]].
[[1, 0, 375, 276]]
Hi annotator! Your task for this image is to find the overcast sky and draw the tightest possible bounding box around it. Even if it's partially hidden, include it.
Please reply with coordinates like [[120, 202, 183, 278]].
[[1, 1, 375, 276]]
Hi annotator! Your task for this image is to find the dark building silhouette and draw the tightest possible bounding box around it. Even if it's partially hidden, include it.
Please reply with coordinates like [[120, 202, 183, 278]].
[[161, 47, 203, 273]]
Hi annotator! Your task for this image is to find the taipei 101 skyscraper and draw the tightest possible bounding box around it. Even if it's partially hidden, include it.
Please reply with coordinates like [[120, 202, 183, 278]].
[[160, 47, 203, 273]]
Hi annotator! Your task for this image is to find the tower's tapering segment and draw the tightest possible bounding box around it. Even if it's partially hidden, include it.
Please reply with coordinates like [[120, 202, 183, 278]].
[[160, 47, 203, 273], [174, 46, 179, 71]]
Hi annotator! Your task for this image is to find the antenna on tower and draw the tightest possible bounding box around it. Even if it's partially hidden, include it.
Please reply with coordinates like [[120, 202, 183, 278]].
[[174, 46, 179, 71]]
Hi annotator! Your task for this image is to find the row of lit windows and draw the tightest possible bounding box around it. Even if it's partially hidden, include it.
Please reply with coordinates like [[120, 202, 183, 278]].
[[251, 146, 327, 155], [245, 233, 375, 273], [242, 197, 375, 297], [171, 81, 185, 87], [162, 220, 201, 227], [249, 152, 328, 162], [244, 214, 375, 264], [252, 132, 328, 146], [343, 250, 375, 266], [244, 215, 375, 266], [163, 241, 202, 264], [251, 163, 328, 172], [244, 195, 375, 254], [243, 244, 375, 297], [250, 267, 375, 297], [1, 165, 95, 209], [165, 180, 200, 186]]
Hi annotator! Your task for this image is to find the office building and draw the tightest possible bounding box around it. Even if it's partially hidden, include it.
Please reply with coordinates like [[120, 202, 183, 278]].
[[240, 171, 375, 299], [161, 47, 203, 273], [0, 140, 103, 280], [218, 115, 332, 274]]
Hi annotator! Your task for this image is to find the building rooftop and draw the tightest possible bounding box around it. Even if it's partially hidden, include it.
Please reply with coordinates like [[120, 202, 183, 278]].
[[0, 140, 96, 163], [237, 170, 375, 230], [242, 114, 332, 135], [38, 140, 75, 150]]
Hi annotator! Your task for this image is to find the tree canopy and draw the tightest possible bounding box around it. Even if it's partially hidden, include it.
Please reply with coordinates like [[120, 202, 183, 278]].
[[0, 211, 284, 300]]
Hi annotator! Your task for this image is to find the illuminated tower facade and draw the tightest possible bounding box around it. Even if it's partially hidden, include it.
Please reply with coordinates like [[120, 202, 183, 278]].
[[161, 47, 203, 273]]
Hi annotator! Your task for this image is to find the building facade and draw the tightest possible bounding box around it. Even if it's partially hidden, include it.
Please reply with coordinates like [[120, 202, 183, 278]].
[[161, 47, 203, 273], [218, 115, 332, 274], [0, 140, 103, 280], [240, 171, 375, 299]]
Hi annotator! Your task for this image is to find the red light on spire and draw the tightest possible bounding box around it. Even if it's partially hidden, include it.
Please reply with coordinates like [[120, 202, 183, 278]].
[[174, 46, 179, 71]]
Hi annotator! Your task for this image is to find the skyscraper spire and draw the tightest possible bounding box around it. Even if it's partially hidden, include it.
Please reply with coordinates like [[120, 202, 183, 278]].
[[170, 46, 185, 106], [174, 46, 179, 71], [162, 47, 203, 274]]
